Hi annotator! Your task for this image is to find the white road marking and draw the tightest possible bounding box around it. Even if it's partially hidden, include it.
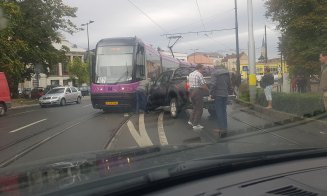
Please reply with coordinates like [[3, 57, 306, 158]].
[[9, 119, 47, 133], [127, 114, 153, 147], [82, 104, 92, 108], [158, 112, 168, 145], [124, 113, 129, 117]]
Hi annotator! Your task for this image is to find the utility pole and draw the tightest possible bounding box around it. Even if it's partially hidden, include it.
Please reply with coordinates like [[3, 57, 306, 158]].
[[235, 0, 240, 75], [265, 25, 268, 64], [81, 20, 94, 84], [247, 0, 256, 103]]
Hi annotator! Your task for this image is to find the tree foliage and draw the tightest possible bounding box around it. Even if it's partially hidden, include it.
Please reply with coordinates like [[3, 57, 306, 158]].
[[68, 58, 89, 86], [265, 0, 327, 77], [0, 0, 77, 97]]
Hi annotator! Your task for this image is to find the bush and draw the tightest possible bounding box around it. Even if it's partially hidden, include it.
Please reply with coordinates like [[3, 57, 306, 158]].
[[239, 83, 250, 102], [256, 91, 325, 116]]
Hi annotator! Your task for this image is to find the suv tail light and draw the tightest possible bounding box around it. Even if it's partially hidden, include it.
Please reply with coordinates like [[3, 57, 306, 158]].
[[184, 82, 190, 90]]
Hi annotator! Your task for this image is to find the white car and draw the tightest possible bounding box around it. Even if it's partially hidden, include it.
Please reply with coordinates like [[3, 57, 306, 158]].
[[39, 86, 82, 107]]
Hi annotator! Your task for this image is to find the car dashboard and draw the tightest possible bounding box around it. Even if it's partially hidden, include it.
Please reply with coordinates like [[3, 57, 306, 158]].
[[148, 156, 327, 196]]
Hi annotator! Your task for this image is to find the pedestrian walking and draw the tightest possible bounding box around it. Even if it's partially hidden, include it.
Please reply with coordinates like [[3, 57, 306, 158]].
[[209, 65, 233, 137], [319, 51, 327, 112], [291, 77, 297, 93], [188, 64, 209, 130], [260, 67, 274, 109], [296, 75, 306, 93]]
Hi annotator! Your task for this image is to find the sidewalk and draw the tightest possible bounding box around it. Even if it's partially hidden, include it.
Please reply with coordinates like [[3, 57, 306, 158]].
[[10, 98, 39, 109]]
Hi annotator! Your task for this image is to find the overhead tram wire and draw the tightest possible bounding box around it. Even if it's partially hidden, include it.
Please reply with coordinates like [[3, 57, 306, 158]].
[[195, 0, 206, 31], [161, 28, 235, 37], [127, 0, 167, 33]]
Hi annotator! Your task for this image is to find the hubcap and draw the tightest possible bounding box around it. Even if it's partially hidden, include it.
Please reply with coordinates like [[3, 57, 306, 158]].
[[171, 101, 177, 116]]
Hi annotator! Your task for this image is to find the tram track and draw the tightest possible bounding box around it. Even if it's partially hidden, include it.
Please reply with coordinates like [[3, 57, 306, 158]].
[[0, 111, 131, 168], [0, 111, 99, 152]]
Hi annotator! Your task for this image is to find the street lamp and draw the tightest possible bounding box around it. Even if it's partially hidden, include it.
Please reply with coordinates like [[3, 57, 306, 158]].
[[81, 20, 94, 83]]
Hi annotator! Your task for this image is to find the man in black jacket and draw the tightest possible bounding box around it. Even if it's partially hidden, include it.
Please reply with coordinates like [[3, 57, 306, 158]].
[[209, 65, 233, 137]]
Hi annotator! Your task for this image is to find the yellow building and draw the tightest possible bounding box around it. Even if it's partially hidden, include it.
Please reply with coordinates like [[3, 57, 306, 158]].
[[240, 58, 288, 80]]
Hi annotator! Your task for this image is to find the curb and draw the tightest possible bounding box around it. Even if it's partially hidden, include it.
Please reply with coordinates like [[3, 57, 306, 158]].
[[234, 98, 301, 121], [234, 98, 327, 125], [10, 104, 39, 110]]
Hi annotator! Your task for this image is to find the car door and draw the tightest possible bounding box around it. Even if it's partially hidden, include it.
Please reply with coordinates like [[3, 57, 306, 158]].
[[65, 87, 72, 102], [149, 71, 173, 107], [70, 87, 78, 102]]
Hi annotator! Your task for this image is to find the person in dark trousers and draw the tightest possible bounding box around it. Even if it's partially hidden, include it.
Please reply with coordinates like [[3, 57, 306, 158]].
[[260, 67, 274, 109], [135, 79, 150, 114], [188, 64, 209, 130], [209, 65, 233, 137]]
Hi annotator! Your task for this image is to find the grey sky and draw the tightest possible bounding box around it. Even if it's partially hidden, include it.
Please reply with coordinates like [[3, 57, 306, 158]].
[[62, 0, 281, 58]]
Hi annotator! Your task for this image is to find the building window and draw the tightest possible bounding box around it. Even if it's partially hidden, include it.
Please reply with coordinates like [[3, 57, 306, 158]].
[[51, 80, 59, 86], [50, 64, 59, 76], [63, 80, 69, 86]]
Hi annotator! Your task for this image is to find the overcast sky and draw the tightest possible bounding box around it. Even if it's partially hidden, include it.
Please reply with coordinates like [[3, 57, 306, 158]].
[[62, 0, 281, 58]]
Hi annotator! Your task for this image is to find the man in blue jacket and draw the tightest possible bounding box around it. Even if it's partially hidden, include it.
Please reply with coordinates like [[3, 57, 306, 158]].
[[209, 65, 233, 137]]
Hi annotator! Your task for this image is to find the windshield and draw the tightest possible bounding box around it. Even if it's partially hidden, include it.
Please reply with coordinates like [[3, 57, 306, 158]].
[[47, 88, 65, 94], [2, 0, 327, 195], [95, 46, 133, 84]]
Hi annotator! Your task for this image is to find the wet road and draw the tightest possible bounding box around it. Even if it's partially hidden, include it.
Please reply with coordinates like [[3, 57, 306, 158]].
[[1, 97, 327, 168]]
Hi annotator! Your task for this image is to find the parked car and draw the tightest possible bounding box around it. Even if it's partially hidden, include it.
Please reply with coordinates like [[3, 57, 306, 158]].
[[79, 86, 90, 96], [44, 85, 60, 94], [22, 88, 32, 99], [39, 86, 82, 107], [31, 87, 45, 99], [0, 72, 11, 116]]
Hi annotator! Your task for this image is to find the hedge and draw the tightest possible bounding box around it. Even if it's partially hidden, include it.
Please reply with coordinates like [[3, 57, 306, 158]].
[[256, 91, 325, 116], [238, 83, 325, 116]]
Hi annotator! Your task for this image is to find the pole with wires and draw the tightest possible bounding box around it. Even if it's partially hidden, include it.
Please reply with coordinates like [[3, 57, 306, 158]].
[[235, 0, 240, 75]]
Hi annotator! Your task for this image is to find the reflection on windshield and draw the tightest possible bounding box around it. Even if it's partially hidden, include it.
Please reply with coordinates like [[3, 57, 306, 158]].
[[2, 0, 327, 195]]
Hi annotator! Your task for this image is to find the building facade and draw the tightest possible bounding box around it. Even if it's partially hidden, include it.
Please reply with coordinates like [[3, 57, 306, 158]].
[[187, 52, 223, 65], [20, 40, 86, 89]]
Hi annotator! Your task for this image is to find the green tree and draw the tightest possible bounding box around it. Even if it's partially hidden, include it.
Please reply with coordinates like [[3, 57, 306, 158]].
[[68, 58, 89, 86], [0, 0, 77, 97], [0, 2, 29, 97], [265, 0, 327, 78]]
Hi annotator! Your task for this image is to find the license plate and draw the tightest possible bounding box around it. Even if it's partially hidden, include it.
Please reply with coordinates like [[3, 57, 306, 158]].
[[105, 101, 118, 105]]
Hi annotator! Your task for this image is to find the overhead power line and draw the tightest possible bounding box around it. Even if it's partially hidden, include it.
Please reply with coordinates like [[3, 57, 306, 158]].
[[195, 0, 206, 31], [161, 28, 235, 37], [127, 0, 167, 33]]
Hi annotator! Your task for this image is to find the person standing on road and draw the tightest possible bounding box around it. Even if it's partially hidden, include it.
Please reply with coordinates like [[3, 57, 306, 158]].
[[260, 67, 274, 109], [209, 65, 233, 137], [135, 78, 150, 114], [319, 51, 327, 112], [188, 64, 209, 130]]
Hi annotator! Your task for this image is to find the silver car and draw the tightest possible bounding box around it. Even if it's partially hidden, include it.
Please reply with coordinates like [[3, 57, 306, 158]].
[[39, 86, 82, 107]]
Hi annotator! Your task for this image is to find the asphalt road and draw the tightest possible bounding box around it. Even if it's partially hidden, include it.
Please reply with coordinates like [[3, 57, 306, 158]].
[[1, 97, 327, 168]]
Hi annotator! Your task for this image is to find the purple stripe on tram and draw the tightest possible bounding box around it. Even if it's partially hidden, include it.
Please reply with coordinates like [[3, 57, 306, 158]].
[[91, 82, 139, 93]]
